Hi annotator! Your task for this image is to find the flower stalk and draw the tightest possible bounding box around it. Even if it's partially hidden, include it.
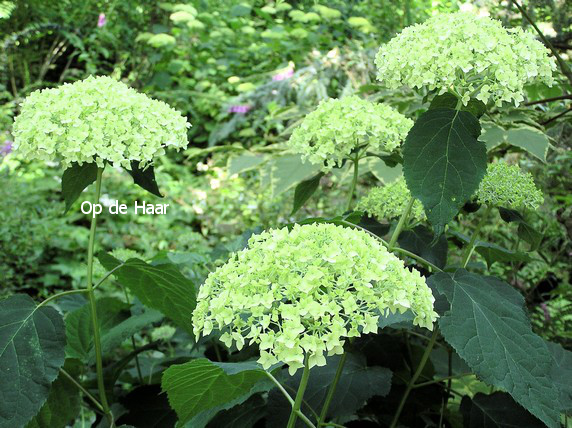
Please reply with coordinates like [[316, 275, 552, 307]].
[[287, 355, 312, 428]]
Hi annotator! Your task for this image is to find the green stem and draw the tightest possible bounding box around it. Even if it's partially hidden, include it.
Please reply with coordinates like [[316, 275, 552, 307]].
[[346, 158, 359, 212], [287, 355, 312, 428], [60, 368, 104, 413], [388, 197, 415, 249], [37, 289, 88, 308], [265, 372, 317, 428], [392, 247, 442, 272], [461, 205, 491, 268], [412, 372, 472, 389], [317, 353, 347, 426], [86, 168, 112, 423], [389, 329, 439, 428]]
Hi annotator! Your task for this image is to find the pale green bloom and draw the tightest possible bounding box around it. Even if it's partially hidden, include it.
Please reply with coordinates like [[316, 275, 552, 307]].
[[193, 223, 438, 375], [476, 162, 544, 210], [357, 177, 425, 222], [12, 76, 190, 168], [151, 325, 177, 342], [376, 12, 556, 107], [288, 96, 413, 171]]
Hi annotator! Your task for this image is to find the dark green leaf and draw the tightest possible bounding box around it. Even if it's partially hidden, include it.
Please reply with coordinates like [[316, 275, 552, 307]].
[[228, 153, 266, 175], [474, 241, 533, 268], [429, 92, 486, 118], [291, 172, 323, 215], [161, 359, 273, 425], [117, 385, 177, 428], [430, 270, 560, 427], [378, 310, 414, 329], [98, 253, 196, 334], [65, 297, 129, 362], [546, 341, 572, 413], [403, 108, 486, 236], [267, 353, 392, 425], [460, 392, 545, 428], [397, 225, 448, 269], [498, 208, 542, 251], [429, 347, 470, 379], [127, 161, 162, 198], [26, 362, 81, 428], [0, 294, 66, 428], [62, 162, 99, 213], [207, 394, 266, 428]]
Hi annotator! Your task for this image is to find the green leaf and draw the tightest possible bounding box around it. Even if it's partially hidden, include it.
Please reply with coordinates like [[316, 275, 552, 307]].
[[61, 162, 98, 213], [479, 123, 550, 162], [116, 385, 177, 428], [127, 161, 162, 197], [267, 353, 392, 425], [546, 341, 572, 413], [460, 392, 546, 428], [403, 109, 486, 236], [94, 309, 163, 363], [207, 394, 266, 428], [0, 294, 66, 428], [397, 225, 448, 269], [378, 310, 414, 329], [161, 359, 274, 425], [473, 241, 533, 268], [430, 270, 561, 427], [65, 297, 129, 362], [26, 362, 81, 428], [98, 253, 196, 334], [291, 172, 323, 215], [498, 208, 543, 251], [264, 154, 321, 197], [367, 157, 402, 184], [228, 153, 267, 175], [429, 92, 486, 118]]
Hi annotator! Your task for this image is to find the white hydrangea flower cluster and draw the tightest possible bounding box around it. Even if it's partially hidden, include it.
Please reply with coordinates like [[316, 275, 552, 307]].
[[193, 223, 438, 375], [288, 96, 413, 170], [476, 162, 544, 210], [375, 12, 556, 107], [357, 177, 425, 222], [12, 76, 190, 168]]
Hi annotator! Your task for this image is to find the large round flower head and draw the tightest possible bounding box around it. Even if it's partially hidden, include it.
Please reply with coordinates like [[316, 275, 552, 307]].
[[375, 12, 556, 107], [357, 177, 425, 222], [288, 96, 413, 170], [12, 76, 190, 168], [193, 223, 437, 375], [476, 162, 544, 210]]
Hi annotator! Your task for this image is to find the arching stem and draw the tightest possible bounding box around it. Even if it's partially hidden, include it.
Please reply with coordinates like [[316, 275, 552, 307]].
[[317, 353, 347, 426], [388, 197, 415, 249], [461, 205, 492, 268], [287, 355, 312, 428], [346, 157, 359, 212]]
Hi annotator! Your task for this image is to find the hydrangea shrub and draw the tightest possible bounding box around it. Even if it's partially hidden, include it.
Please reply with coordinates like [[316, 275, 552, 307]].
[[193, 223, 437, 374]]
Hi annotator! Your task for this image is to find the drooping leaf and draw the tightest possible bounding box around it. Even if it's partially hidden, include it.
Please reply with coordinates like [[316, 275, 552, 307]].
[[397, 225, 448, 269], [479, 122, 550, 162], [430, 270, 561, 427], [473, 241, 533, 268], [65, 297, 129, 362], [62, 162, 99, 213], [161, 359, 274, 425], [498, 208, 543, 251], [26, 362, 81, 428], [264, 154, 321, 197], [267, 353, 392, 425], [291, 172, 324, 215], [403, 108, 486, 236], [460, 392, 545, 428], [127, 161, 162, 197], [0, 294, 66, 428], [98, 253, 196, 334]]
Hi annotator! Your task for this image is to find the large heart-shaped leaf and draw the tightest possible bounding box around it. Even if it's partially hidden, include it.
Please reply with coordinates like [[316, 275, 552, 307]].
[[403, 108, 486, 235], [61, 162, 99, 213], [397, 225, 448, 269], [98, 253, 196, 334], [430, 270, 560, 427], [162, 359, 274, 425], [0, 294, 66, 428]]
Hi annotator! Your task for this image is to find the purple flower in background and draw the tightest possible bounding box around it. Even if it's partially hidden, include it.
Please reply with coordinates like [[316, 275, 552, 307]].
[[0, 140, 12, 156], [97, 13, 107, 28], [272, 69, 294, 81], [540, 303, 551, 323], [228, 105, 252, 114]]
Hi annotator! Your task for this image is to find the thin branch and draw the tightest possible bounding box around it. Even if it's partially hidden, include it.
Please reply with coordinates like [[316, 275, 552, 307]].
[[541, 105, 572, 125], [60, 369, 104, 412], [525, 94, 572, 106], [412, 372, 472, 389]]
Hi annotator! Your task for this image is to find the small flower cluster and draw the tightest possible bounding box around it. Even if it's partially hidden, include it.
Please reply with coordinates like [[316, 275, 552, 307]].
[[193, 223, 438, 375], [476, 162, 544, 210], [375, 12, 556, 106], [357, 177, 425, 222], [288, 96, 413, 171], [12, 76, 190, 168]]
